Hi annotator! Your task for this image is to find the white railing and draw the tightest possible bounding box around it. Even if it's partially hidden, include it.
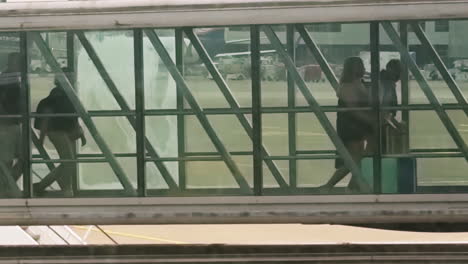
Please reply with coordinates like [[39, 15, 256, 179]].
[[23, 225, 85, 245], [0, 0, 468, 31]]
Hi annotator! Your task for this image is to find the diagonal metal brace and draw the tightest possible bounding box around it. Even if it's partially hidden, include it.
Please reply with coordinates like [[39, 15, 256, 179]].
[[382, 22, 468, 161], [31, 32, 137, 195], [75, 32, 179, 191], [410, 22, 468, 117], [144, 29, 251, 193], [263, 26, 367, 190], [295, 24, 340, 93], [184, 28, 289, 189]]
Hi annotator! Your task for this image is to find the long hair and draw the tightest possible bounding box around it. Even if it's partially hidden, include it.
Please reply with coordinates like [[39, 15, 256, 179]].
[[340, 57, 365, 84]]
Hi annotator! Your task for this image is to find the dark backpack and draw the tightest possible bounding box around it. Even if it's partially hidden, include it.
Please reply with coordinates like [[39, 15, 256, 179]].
[[34, 97, 51, 130], [34, 88, 78, 131]]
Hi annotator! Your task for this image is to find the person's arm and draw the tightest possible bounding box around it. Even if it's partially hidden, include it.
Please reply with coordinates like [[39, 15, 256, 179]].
[[340, 83, 376, 125], [79, 127, 87, 146]]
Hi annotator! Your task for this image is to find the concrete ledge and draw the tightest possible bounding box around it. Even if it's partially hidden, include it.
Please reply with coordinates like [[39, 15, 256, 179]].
[[0, 195, 468, 225]]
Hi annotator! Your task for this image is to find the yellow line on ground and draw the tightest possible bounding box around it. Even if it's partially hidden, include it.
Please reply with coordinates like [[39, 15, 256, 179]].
[[73, 226, 186, 244]]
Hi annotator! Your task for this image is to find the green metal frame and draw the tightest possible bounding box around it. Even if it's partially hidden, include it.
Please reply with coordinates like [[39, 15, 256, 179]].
[[20, 31, 31, 197], [286, 25, 297, 189], [134, 29, 146, 196], [184, 28, 288, 189], [0, 20, 466, 198], [251, 25, 263, 195], [370, 22, 382, 193], [175, 29, 186, 190]]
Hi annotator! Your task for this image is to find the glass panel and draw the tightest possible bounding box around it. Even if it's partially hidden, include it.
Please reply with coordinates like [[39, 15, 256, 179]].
[[186, 160, 245, 190], [78, 158, 135, 191], [76, 31, 135, 110], [183, 27, 251, 109], [296, 112, 335, 151], [145, 161, 177, 190], [87, 117, 136, 154], [449, 110, 468, 142], [207, 115, 251, 152], [185, 115, 217, 152], [145, 116, 178, 157], [297, 159, 342, 188], [262, 114, 288, 156], [144, 29, 177, 110], [410, 111, 457, 149], [263, 160, 288, 188], [418, 158, 468, 187]]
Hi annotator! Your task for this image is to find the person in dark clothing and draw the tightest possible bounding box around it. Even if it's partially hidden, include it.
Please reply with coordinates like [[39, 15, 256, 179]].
[[380, 59, 400, 116], [380, 59, 405, 153], [33, 68, 86, 196], [0, 52, 23, 197], [319, 57, 375, 193]]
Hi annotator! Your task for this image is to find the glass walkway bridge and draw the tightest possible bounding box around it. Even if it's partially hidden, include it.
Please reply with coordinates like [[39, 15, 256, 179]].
[[0, 0, 466, 226]]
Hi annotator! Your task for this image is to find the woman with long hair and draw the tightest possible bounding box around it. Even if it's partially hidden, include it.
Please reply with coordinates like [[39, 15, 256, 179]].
[[320, 57, 375, 193]]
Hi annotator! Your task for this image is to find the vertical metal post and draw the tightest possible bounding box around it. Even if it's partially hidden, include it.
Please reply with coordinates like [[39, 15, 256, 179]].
[[66, 33, 75, 75], [66, 31, 78, 195], [370, 22, 381, 194], [134, 29, 146, 197], [20, 32, 31, 197], [175, 29, 186, 190], [286, 25, 297, 189], [399, 22, 410, 144], [251, 25, 263, 195]]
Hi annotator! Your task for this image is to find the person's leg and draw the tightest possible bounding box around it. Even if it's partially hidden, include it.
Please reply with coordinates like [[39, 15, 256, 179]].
[[320, 141, 364, 192], [0, 124, 22, 197], [34, 164, 61, 192], [348, 140, 373, 193], [42, 131, 75, 195]]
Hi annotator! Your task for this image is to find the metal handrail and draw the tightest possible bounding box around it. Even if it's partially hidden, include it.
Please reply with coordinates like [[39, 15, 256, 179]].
[[1, 0, 468, 31]]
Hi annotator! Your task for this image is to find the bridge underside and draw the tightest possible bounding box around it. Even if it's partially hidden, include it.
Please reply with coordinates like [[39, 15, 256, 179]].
[[2, 243, 468, 264]]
